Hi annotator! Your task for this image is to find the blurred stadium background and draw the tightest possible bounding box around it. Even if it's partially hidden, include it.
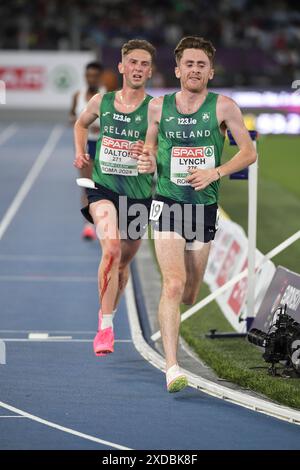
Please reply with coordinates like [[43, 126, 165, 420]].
[[0, 0, 300, 407]]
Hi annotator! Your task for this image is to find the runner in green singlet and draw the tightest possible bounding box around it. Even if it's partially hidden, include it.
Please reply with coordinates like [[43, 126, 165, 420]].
[[138, 36, 257, 392], [69, 61, 105, 241], [73, 39, 155, 357]]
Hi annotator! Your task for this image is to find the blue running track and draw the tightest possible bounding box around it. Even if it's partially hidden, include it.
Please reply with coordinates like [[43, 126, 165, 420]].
[[0, 124, 299, 450]]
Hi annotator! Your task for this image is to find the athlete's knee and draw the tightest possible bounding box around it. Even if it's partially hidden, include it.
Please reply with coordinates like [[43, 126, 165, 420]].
[[119, 262, 129, 277], [163, 275, 186, 300]]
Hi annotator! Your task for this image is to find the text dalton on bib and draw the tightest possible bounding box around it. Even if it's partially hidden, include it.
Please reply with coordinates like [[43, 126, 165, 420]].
[[100, 136, 138, 176], [170, 145, 215, 186]]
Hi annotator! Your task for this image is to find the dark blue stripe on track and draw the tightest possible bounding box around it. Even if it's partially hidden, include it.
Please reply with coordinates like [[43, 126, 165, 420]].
[[0, 125, 54, 221], [131, 259, 155, 347]]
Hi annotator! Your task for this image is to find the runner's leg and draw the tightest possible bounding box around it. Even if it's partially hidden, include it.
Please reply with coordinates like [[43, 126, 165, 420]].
[[182, 241, 211, 305], [154, 234, 186, 370], [114, 239, 142, 309]]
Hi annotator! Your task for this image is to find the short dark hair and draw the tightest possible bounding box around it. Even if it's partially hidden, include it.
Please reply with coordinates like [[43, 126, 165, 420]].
[[174, 36, 216, 65], [86, 61, 103, 72], [121, 39, 156, 62]]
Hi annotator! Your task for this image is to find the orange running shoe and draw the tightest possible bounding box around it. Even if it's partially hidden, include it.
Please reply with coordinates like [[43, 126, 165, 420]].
[[82, 223, 96, 240]]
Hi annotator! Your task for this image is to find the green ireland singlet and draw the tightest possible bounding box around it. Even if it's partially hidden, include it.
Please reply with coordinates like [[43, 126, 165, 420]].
[[93, 91, 153, 199], [156, 92, 225, 205]]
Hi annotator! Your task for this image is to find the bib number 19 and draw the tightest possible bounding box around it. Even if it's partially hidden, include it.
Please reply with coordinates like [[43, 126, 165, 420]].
[[149, 200, 164, 221]]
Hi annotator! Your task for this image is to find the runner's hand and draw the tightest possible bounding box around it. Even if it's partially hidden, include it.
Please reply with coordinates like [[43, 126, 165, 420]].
[[137, 148, 156, 174], [73, 153, 90, 169], [186, 168, 219, 191], [130, 140, 144, 159]]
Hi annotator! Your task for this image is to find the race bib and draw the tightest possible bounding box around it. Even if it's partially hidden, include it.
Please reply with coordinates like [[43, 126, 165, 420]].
[[170, 146, 215, 186], [100, 136, 138, 176], [149, 200, 164, 221]]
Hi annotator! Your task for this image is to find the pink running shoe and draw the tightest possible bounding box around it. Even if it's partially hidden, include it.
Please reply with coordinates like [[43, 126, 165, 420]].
[[93, 310, 114, 356], [82, 223, 97, 241]]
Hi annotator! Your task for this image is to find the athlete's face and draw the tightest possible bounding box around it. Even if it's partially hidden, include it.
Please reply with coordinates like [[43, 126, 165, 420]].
[[119, 49, 152, 89], [175, 49, 214, 93], [85, 68, 102, 92]]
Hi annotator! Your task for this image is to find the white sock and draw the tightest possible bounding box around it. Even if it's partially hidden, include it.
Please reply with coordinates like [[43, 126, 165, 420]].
[[101, 313, 113, 330]]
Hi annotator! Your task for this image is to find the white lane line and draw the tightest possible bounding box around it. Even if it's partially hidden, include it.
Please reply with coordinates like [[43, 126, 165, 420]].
[[0, 401, 132, 450], [0, 255, 96, 262], [0, 125, 64, 241], [0, 275, 97, 282], [1, 339, 132, 343], [0, 124, 18, 146]]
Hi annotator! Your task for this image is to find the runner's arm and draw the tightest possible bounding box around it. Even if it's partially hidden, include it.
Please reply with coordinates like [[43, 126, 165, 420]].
[[73, 93, 102, 169], [137, 97, 162, 174], [186, 96, 257, 190]]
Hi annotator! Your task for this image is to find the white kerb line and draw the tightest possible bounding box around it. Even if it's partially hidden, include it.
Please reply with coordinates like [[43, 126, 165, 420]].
[[151, 229, 300, 341], [0, 125, 64, 241]]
